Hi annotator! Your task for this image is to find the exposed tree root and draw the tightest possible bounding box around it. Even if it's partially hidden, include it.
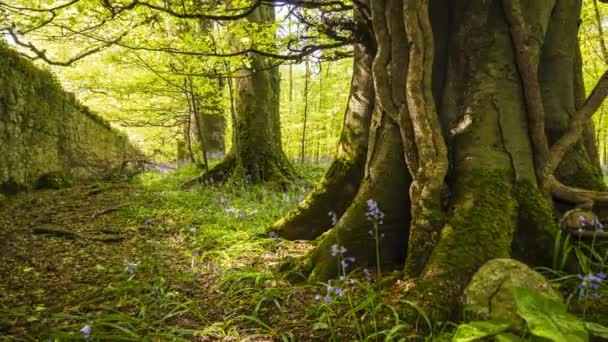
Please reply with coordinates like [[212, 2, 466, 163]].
[[183, 152, 297, 189], [269, 157, 365, 240], [270, 35, 375, 241], [30, 224, 125, 242]]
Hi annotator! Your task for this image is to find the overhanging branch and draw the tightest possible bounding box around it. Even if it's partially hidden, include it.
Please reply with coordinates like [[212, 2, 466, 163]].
[[545, 70, 608, 177]]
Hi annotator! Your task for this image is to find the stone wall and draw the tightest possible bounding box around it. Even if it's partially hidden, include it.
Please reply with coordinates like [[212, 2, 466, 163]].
[[0, 43, 139, 193]]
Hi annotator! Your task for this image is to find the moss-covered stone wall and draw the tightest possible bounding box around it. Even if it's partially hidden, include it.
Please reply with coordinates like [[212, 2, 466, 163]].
[[0, 43, 139, 193]]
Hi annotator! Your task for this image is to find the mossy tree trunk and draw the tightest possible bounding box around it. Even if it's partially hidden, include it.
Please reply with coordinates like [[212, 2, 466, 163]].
[[199, 4, 296, 185], [277, 0, 608, 321], [269, 6, 375, 239]]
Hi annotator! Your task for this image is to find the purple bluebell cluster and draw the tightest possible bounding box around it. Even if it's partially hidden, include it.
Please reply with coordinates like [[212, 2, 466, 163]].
[[80, 325, 91, 339], [315, 285, 346, 304], [578, 272, 606, 299], [341, 257, 356, 270], [577, 215, 605, 233], [123, 260, 140, 274], [366, 199, 384, 224], [224, 207, 247, 220]]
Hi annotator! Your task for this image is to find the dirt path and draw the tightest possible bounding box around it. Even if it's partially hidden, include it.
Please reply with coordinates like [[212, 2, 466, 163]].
[[0, 171, 320, 341], [0, 182, 143, 313]]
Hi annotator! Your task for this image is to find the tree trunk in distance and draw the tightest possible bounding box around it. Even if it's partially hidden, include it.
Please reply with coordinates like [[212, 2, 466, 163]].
[[197, 4, 296, 186]]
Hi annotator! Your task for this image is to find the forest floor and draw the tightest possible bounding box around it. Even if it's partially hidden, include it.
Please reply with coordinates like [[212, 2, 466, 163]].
[[0, 164, 419, 341], [1, 165, 606, 341]]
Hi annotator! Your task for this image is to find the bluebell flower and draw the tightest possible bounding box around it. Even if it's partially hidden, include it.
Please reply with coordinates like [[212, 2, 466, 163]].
[[363, 268, 372, 278], [578, 272, 605, 299], [80, 325, 91, 339], [328, 211, 338, 226], [123, 259, 140, 274], [334, 287, 345, 296], [269, 231, 280, 243], [219, 196, 228, 205], [314, 294, 323, 300], [366, 199, 385, 224], [330, 244, 347, 257], [325, 295, 332, 304]]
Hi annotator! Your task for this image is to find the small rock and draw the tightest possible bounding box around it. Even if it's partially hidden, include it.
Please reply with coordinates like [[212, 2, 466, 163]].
[[560, 209, 598, 231], [462, 258, 561, 329]]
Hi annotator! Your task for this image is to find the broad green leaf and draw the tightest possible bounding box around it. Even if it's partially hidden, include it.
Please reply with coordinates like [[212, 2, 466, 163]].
[[585, 322, 608, 339], [452, 320, 511, 342], [494, 333, 527, 342], [513, 288, 588, 342]]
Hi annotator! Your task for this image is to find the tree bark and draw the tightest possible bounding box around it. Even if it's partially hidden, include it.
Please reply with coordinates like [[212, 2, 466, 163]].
[[198, 4, 296, 185], [269, 10, 375, 240], [276, 0, 607, 322]]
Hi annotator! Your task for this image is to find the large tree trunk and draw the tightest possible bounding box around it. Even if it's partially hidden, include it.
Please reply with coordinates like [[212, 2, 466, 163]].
[[197, 4, 296, 185], [277, 0, 607, 321], [269, 16, 375, 240]]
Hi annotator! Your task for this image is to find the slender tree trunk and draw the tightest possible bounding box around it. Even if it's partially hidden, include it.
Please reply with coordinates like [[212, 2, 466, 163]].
[[183, 83, 198, 165], [270, 7, 375, 239], [300, 59, 310, 164], [188, 77, 209, 171]]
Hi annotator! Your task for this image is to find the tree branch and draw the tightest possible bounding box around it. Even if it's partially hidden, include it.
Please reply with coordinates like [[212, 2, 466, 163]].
[[0, 0, 81, 12], [3, 29, 126, 66], [545, 70, 608, 177], [502, 0, 551, 187]]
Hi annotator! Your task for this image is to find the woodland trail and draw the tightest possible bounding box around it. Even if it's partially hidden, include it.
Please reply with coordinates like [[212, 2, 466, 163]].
[[0, 168, 321, 341], [0, 181, 159, 337]]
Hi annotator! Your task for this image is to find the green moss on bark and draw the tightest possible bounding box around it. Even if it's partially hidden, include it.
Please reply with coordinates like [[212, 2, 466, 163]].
[[556, 148, 606, 191], [511, 180, 558, 267], [269, 39, 374, 240], [308, 117, 411, 281], [270, 156, 364, 240], [407, 170, 518, 319]]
